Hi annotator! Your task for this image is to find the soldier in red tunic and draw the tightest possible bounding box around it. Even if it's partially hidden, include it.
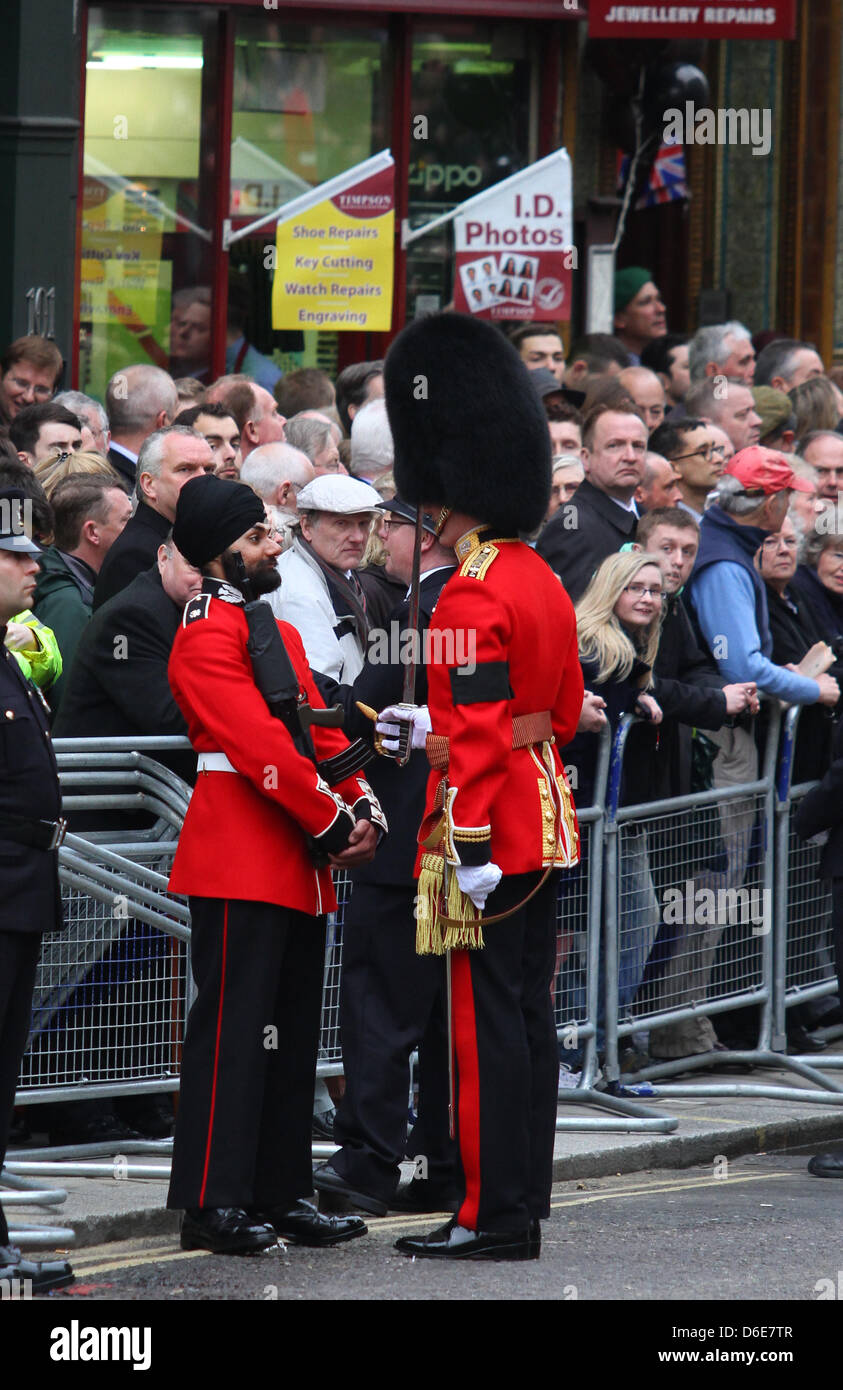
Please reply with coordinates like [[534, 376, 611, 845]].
[[381, 313, 583, 1260], [166, 473, 386, 1254]]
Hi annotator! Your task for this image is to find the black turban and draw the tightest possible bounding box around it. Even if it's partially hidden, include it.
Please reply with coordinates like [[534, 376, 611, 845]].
[[173, 474, 266, 568]]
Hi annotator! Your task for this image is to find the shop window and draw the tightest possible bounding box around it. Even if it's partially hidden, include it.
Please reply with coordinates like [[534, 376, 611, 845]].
[[406, 24, 537, 319], [228, 15, 389, 382], [79, 7, 219, 403]]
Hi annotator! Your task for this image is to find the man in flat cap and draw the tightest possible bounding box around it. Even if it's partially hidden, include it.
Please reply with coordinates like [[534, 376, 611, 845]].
[[165, 474, 386, 1254], [0, 490, 74, 1293], [271, 473, 383, 684], [380, 314, 584, 1261]]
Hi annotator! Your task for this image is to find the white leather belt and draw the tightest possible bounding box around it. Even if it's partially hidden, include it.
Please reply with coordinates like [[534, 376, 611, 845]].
[[198, 752, 237, 774]]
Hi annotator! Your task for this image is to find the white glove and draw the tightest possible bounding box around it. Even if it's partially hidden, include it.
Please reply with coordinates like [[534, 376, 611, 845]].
[[455, 863, 503, 911], [375, 703, 432, 753]]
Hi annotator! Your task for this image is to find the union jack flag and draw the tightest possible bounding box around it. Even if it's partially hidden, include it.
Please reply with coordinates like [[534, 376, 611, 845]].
[[617, 137, 689, 209]]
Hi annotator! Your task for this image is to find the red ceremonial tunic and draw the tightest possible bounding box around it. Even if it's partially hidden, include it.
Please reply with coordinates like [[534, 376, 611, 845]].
[[168, 583, 379, 914], [419, 531, 583, 876]]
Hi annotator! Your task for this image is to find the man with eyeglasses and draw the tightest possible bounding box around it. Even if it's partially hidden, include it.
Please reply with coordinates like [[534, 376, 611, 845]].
[[0, 336, 63, 418], [649, 418, 726, 520]]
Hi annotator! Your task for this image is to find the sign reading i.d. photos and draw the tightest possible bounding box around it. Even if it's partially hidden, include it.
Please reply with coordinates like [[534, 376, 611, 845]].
[[271, 151, 395, 332], [453, 150, 574, 323]]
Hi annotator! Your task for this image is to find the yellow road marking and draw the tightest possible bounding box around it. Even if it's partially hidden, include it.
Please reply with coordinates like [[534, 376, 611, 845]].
[[366, 1171, 791, 1231], [70, 1171, 792, 1274], [660, 1113, 748, 1124], [73, 1247, 210, 1277], [548, 1171, 790, 1209]]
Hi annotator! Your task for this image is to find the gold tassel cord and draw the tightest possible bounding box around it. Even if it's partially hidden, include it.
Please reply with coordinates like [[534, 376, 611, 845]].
[[416, 852, 485, 955]]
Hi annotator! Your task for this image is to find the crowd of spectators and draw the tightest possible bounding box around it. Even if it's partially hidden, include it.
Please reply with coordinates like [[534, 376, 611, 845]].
[[5, 274, 843, 1127]]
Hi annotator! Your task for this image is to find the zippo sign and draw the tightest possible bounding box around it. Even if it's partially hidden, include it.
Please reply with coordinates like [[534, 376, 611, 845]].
[[588, 2, 797, 40], [453, 150, 574, 323]]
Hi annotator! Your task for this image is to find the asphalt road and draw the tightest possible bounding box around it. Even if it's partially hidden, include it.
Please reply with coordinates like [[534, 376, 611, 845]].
[[39, 1147, 842, 1304]]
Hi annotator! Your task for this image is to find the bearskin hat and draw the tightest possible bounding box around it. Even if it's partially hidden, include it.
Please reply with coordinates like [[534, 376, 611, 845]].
[[384, 313, 551, 534]]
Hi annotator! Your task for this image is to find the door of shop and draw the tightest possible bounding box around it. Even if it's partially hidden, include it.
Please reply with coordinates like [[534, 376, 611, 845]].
[[76, 3, 556, 397]]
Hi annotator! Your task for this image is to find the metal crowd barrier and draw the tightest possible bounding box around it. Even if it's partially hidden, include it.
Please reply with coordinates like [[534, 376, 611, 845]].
[[554, 724, 677, 1132], [4, 738, 195, 1235], [775, 705, 843, 1066], [8, 710, 843, 1213], [613, 705, 843, 1103]]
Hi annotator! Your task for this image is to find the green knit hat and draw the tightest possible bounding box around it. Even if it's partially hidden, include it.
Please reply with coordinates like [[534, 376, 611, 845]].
[[614, 266, 653, 314]]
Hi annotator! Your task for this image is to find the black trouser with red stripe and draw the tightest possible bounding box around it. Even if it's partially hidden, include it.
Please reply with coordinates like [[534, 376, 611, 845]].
[[451, 870, 560, 1233], [168, 897, 325, 1212]]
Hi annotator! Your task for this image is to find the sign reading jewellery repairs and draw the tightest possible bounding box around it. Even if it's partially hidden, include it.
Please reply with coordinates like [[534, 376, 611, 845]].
[[588, 1, 797, 39], [271, 151, 395, 333], [453, 150, 574, 324]]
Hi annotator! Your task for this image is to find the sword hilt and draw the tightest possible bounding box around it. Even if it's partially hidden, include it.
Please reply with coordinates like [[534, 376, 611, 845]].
[[395, 717, 413, 767]]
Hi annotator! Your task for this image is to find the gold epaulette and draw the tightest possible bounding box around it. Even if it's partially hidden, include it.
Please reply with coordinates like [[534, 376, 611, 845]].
[[458, 542, 499, 581]]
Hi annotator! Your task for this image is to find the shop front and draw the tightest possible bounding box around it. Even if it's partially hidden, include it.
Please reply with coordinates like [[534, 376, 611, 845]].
[[76, 1, 584, 401]]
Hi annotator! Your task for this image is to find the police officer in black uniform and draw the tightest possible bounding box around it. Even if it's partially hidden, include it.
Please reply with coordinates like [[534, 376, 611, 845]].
[[0, 489, 74, 1293], [312, 498, 459, 1215]]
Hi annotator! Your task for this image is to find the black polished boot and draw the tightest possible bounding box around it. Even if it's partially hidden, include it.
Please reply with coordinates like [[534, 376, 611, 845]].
[[0, 1244, 74, 1293], [808, 1151, 843, 1178], [252, 1198, 367, 1246], [395, 1217, 536, 1261], [180, 1207, 277, 1254]]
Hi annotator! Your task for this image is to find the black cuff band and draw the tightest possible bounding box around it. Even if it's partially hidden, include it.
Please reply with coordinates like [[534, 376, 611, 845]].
[[453, 839, 492, 867], [313, 806, 356, 855]]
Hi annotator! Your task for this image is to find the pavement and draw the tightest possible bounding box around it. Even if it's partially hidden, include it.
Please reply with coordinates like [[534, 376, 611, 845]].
[[6, 1044, 843, 1252]]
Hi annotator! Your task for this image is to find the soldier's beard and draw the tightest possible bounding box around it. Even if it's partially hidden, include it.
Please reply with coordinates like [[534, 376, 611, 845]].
[[221, 549, 281, 596]]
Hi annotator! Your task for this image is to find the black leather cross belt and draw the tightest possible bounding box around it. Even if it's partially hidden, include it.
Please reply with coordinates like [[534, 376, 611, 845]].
[[0, 814, 67, 851]]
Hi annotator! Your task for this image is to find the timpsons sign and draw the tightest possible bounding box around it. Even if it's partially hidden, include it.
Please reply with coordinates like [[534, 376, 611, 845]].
[[588, 2, 796, 39]]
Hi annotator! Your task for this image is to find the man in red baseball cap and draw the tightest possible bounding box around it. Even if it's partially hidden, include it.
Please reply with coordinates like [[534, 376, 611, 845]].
[[663, 445, 840, 1060], [686, 440, 838, 717], [723, 444, 815, 499]]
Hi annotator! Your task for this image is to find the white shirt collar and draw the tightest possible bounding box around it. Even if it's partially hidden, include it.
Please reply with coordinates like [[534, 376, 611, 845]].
[[110, 440, 138, 464], [403, 564, 455, 599]]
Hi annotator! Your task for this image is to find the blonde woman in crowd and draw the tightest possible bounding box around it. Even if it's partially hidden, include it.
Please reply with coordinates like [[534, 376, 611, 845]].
[[34, 448, 122, 500], [562, 550, 665, 1053]]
